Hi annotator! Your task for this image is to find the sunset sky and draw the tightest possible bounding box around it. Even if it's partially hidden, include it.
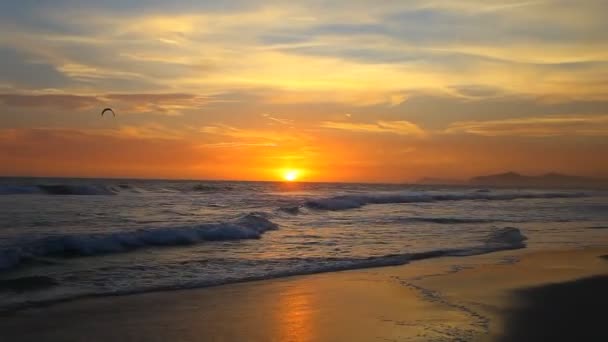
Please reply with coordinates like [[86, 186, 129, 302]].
[[1, 0, 607, 182]]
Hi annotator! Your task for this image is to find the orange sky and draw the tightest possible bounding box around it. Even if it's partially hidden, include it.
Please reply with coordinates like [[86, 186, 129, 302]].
[[1, 1, 608, 182]]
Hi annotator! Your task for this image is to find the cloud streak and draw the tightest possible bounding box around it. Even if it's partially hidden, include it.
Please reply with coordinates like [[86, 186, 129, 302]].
[[446, 114, 608, 137], [0, 92, 210, 115], [202, 142, 278, 148], [321, 120, 426, 137], [0, 94, 100, 109]]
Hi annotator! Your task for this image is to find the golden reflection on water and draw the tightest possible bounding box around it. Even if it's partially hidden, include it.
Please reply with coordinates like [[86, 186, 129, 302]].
[[276, 283, 315, 342]]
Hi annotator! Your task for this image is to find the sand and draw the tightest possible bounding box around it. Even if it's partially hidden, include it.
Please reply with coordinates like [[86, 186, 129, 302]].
[[1, 247, 606, 341]]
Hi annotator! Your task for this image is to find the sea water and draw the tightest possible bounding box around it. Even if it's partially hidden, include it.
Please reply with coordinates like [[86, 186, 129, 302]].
[[0, 178, 606, 309]]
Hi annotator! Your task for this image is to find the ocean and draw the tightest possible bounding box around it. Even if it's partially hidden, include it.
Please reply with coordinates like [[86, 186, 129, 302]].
[[1, 177, 607, 310]]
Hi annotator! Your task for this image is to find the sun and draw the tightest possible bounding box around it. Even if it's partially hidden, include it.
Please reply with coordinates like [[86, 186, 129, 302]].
[[283, 170, 299, 182]]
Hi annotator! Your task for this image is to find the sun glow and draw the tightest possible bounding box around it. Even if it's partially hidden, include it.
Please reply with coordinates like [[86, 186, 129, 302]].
[[283, 170, 300, 182]]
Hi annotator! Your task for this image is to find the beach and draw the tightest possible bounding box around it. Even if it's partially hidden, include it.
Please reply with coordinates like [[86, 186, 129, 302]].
[[2, 247, 606, 341], [3, 0, 608, 340]]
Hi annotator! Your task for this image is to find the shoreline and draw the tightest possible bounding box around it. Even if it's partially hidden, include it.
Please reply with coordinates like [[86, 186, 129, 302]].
[[1, 246, 606, 341], [0, 226, 527, 312], [0, 247, 519, 315]]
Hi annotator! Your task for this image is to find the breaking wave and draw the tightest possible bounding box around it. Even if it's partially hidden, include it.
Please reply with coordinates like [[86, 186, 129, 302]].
[[305, 191, 587, 211], [0, 184, 118, 196], [191, 184, 234, 192], [0, 213, 278, 271]]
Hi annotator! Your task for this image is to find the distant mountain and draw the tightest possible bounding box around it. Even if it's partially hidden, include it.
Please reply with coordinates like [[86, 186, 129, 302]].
[[469, 172, 607, 188]]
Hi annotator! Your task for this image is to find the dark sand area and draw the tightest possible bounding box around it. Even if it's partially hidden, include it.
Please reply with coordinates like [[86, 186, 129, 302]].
[[499, 275, 608, 342], [1, 248, 606, 341]]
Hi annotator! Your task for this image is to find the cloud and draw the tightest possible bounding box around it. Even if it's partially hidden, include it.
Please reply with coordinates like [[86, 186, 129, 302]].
[[0, 93, 100, 109], [202, 142, 278, 148], [0, 92, 210, 115], [115, 123, 191, 140], [200, 124, 294, 141], [448, 84, 508, 100], [262, 113, 293, 125], [56, 63, 145, 82], [320, 120, 426, 136], [4, 1, 607, 104], [104, 93, 204, 103], [2, 1, 608, 181], [198, 124, 308, 153], [260, 89, 410, 106], [446, 114, 608, 137], [103, 93, 209, 115]]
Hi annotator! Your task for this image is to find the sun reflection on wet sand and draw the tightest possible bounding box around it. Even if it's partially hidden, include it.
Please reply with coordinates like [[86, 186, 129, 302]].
[[276, 283, 315, 342]]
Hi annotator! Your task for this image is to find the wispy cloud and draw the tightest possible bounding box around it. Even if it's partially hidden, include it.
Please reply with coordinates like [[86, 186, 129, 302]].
[[446, 114, 608, 137], [202, 142, 278, 148], [115, 123, 191, 140], [0, 94, 100, 109], [0, 92, 210, 115], [200, 124, 298, 141], [104, 93, 209, 116], [3, 1, 607, 104], [262, 113, 293, 125], [320, 120, 426, 136]]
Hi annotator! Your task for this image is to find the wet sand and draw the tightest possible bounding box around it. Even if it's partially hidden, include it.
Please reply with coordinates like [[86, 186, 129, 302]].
[[1, 247, 606, 341]]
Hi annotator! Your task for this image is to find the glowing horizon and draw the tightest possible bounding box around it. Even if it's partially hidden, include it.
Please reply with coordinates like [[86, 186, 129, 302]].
[[1, 1, 607, 182]]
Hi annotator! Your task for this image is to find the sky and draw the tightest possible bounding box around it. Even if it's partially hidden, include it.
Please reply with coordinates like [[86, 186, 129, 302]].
[[1, 0, 607, 182]]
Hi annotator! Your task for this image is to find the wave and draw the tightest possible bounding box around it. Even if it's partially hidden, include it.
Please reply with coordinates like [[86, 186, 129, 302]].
[[0, 185, 40, 195], [38, 185, 117, 195], [278, 206, 302, 215], [0, 184, 118, 196], [191, 184, 234, 192], [0, 183, 155, 195], [0, 182, 235, 195], [304, 191, 587, 211], [0, 213, 278, 271]]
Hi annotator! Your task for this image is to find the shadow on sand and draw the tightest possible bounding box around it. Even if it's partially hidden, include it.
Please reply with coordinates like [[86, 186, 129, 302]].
[[499, 274, 608, 341]]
